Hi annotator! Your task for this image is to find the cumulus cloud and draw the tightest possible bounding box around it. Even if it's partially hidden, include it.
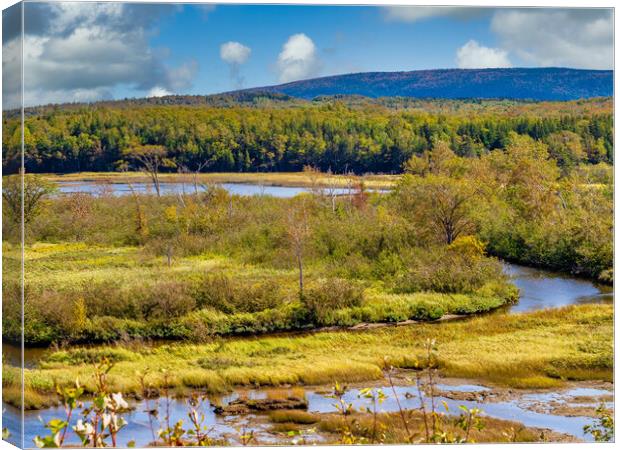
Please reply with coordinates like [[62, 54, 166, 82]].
[[2, 2, 197, 108], [220, 41, 251, 65], [383, 6, 489, 23], [490, 9, 612, 69], [277, 33, 321, 83], [220, 41, 251, 89], [148, 87, 173, 98], [456, 40, 512, 69]]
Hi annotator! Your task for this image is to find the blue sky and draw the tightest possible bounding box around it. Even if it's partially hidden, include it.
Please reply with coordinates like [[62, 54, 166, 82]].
[[159, 5, 498, 94], [1, 3, 614, 107]]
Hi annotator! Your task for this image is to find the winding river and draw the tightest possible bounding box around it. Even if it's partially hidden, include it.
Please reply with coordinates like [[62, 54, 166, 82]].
[[2, 180, 615, 445], [2, 261, 613, 446]]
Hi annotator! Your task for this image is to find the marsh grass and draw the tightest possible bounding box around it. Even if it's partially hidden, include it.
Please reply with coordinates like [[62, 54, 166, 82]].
[[8, 242, 515, 345], [312, 410, 550, 443], [13, 304, 612, 409], [269, 410, 319, 424], [43, 171, 398, 190]]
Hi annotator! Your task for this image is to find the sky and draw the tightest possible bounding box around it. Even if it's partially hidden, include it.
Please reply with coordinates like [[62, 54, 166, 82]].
[[1, 3, 615, 108]]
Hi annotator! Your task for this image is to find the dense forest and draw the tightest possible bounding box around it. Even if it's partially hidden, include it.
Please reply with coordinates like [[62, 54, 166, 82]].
[[2, 97, 613, 174]]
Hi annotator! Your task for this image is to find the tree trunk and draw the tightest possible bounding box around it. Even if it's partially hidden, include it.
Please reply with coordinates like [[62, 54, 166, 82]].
[[297, 251, 304, 300], [153, 172, 161, 197]]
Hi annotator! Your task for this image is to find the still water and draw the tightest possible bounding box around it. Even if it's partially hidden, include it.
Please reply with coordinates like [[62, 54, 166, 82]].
[[56, 181, 354, 198], [503, 263, 613, 312], [2, 382, 612, 446]]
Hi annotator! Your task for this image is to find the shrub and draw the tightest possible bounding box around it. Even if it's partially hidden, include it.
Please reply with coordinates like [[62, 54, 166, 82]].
[[137, 281, 195, 320], [302, 278, 365, 325], [409, 302, 445, 321], [395, 244, 506, 294], [194, 271, 285, 313], [82, 280, 137, 319]]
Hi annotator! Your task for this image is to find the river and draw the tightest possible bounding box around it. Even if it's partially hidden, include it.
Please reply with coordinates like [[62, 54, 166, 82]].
[[2, 262, 614, 446]]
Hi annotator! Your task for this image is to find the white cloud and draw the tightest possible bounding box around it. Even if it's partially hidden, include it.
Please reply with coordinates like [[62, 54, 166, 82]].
[[383, 6, 488, 23], [166, 60, 199, 92], [220, 41, 251, 65], [148, 86, 173, 98], [490, 9, 612, 69], [219, 41, 251, 89], [2, 34, 22, 109], [276, 33, 321, 83], [456, 40, 512, 69], [3, 2, 197, 108]]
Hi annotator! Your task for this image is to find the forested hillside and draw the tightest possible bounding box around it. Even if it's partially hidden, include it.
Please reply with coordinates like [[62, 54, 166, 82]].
[[244, 68, 613, 101], [2, 97, 613, 174]]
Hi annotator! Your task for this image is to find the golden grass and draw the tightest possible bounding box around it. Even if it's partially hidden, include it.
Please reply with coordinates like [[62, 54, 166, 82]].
[[15, 242, 299, 293], [42, 171, 398, 190], [313, 410, 563, 443], [269, 410, 319, 424], [11, 304, 611, 409]]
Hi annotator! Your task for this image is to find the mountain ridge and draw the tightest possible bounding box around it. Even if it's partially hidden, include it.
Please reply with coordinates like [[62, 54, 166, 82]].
[[237, 67, 613, 101]]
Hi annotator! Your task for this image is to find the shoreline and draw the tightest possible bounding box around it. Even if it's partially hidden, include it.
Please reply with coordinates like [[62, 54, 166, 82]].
[[3, 304, 612, 411], [2, 372, 610, 444], [39, 171, 399, 190]]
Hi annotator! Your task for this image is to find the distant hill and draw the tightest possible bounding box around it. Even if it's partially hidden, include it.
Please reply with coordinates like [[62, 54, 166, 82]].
[[240, 68, 613, 101], [7, 67, 611, 116]]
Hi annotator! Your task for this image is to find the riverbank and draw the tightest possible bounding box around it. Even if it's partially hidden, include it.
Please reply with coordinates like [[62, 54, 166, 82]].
[[3, 304, 612, 411], [41, 171, 399, 190]]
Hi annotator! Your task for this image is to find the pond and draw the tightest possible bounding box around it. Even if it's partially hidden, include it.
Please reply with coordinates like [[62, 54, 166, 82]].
[[55, 181, 358, 198]]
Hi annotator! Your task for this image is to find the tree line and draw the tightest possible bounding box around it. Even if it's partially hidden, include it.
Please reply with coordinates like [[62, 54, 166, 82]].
[[2, 99, 613, 175]]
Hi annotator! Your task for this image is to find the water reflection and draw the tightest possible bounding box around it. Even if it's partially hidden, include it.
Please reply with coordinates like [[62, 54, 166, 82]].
[[55, 181, 358, 198], [503, 263, 613, 312], [8, 382, 610, 447]]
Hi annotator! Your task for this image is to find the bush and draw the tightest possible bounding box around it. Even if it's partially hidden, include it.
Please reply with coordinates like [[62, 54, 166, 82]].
[[395, 243, 506, 294], [302, 278, 365, 325], [409, 302, 445, 321], [136, 281, 195, 320], [194, 271, 285, 313], [82, 280, 137, 319]]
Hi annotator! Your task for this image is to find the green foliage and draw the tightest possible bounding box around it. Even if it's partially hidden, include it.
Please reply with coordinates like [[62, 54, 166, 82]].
[[583, 403, 614, 442], [3, 98, 612, 175], [2, 174, 57, 241]]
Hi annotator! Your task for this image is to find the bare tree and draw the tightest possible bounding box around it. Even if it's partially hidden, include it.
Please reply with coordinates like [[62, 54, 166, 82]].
[[124, 145, 174, 197], [303, 165, 323, 197], [179, 159, 214, 195], [324, 168, 340, 213], [117, 164, 149, 241], [286, 199, 311, 300]]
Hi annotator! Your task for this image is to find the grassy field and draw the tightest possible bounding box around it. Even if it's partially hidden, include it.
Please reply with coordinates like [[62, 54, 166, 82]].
[[3, 303, 612, 409], [42, 171, 399, 190]]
